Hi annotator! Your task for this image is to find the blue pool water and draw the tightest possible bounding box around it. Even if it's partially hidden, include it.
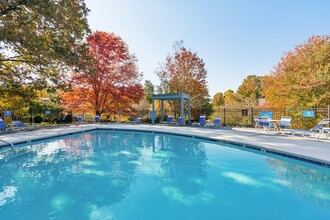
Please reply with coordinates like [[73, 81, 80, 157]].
[[1, 130, 330, 219]]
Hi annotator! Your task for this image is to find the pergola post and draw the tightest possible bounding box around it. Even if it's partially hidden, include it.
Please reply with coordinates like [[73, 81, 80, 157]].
[[188, 99, 191, 125], [161, 100, 164, 122], [151, 93, 190, 125], [152, 97, 155, 124], [180, 97, 184, 119]]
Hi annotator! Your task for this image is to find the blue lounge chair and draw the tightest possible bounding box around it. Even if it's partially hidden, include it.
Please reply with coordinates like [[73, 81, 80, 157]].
[[292, 118, 330, 138], [177, 117, 184, 126], [167, 115, 174, 125], [0, 121, 6, 133], [192, 115, 206, 126], [170, 116, 184, 126], [94, 115, 100, 122], [206, 118, 221, 128], [133, 117, 142, 124], [12, 120, 28, 130]]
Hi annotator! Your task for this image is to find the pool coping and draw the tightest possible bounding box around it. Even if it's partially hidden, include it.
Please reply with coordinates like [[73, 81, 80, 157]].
[[0, 124, 330, 168]]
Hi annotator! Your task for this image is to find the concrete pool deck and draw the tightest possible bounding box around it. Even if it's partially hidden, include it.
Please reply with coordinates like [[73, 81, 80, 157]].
[[0, 123, 330, 166]]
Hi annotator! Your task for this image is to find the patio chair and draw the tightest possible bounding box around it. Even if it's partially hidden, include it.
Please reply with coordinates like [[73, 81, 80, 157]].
[[77, 115, 84, 123], [5, 123, 20, 132], [12, 120, 29, 130], [132, 117, 142, 124], [324, 127, 330, 139], [253, 116, 261, 129], [258, 116, 272, 132], [206, 118, 221, 128], [279, 116, 292, 128], [291, 118, 330, 138], [192, 115, 206, 126], [278, 116, 292, 134]]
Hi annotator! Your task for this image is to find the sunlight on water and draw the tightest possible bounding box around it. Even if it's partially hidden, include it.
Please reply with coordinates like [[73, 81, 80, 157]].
[[128, 160, 142, 166], [81, 160, 98, 166], [140, 148, 153, 156], [37, 142, 63, 156], [83, 169, 106, 176], [0, 186, 18, 206], [139, 161, 160, 175], [152, 151, 177, 159], [271, 178, 292, 187], [222, 171, 262, 186], [189, 178, 204, 185], [111, 179, 126, 187], [119, 151, 131, 155], [112, 151, 139, 157], [51, 194, 71, 211], [89, 205, 114, 220], [313, 189, 330, 201], [162, 186, 215, 206]]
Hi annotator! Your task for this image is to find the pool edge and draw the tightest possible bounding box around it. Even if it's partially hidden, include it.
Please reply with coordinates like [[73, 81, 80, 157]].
[[1, 126, 329, 168]]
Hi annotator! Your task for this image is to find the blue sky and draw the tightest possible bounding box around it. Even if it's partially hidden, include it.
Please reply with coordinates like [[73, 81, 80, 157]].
[[85, 0, 330, 97]]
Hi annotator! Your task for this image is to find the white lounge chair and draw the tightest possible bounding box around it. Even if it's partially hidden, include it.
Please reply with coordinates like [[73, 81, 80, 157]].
[[278, 116, 292, 134], [12, 120, 29, 130], [291, 118, 330, 138]]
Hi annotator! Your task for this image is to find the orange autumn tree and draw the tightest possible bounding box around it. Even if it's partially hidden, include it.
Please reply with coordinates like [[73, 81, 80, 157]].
[[62, 31, 143, 117], [156, 41, 210, 118], [264, 35, 330, 108]]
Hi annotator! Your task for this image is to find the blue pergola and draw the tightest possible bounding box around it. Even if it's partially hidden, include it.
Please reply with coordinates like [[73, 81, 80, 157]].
[[151, 93, 190, 124]]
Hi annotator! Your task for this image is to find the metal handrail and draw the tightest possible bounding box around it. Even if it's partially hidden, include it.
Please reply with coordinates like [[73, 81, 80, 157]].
[[0, 139, 14, 150]]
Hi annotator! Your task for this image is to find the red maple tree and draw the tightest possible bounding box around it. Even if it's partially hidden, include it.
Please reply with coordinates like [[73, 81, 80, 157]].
[[62, 31, 144, 117]]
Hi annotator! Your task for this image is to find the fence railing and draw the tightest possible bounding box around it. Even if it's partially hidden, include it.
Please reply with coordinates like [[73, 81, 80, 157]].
[[1, 105, 330, 129], [213, 106, 330, 129]]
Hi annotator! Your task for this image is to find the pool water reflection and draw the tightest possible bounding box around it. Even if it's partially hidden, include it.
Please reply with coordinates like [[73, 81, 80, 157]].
[[0, 130, 330, 219]]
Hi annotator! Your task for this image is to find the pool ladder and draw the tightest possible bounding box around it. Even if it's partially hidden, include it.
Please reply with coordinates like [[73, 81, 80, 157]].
[[0, 139, 14, 150]]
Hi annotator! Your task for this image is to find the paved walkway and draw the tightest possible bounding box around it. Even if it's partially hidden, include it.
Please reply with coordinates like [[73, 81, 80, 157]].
[[1, 124, 330, 166]]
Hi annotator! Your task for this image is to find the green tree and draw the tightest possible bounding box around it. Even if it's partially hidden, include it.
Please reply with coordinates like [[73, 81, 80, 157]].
[[237, 75, 264, 107], [0, 0, 90, 92], [201, 96, 214, 116], [143, 80, 155, 104], [0, 0, 90, 118]]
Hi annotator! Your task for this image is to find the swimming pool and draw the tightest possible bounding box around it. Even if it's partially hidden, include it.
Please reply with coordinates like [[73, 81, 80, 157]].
[[1, 130, 330, 219]]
